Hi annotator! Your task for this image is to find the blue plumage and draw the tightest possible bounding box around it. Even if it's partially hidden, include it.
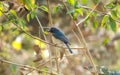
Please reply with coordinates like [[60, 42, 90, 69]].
[[49, 27, 73, 53]]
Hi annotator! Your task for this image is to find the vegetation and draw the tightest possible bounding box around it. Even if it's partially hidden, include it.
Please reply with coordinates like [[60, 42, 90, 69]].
[[0, 0, 120, 75]]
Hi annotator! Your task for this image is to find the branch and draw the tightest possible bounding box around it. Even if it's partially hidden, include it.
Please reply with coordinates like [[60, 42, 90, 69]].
[[77, 4, 120, 24], [0, 58, 51, 73], [76, 3, 100, 26]]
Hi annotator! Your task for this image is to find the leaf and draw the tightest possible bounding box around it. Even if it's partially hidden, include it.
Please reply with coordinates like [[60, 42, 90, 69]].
[[75, 8, 83, 16], [102, 37, 109, 45], [39, 5, 48, 13], [10, 9, 17, 17], [93, 20, 98, 28], [0, 25, 4, 31], [7, 14, 15, 20], [73, 12, 79, 20], [44, 31, 49, 35], [53, 4, 63, 13], [19, 19, 25, 28], [0, 11, 3, 16], [14, 19, 19, 25], [101, 15, 109, 27], [109, 16, 116, 32], [81, 0, 88, 4], [27, 13, 30, 22], [24, 0, 35, 10], [67, 0, 75, 6], [110, 10, 117, 20], [11, 64, 17, 73], [105, 3, 116, 9], [30, 10, 37, 19]]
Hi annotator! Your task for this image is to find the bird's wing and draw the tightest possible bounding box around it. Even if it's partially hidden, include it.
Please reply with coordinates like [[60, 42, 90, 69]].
[[53, 32, 69, 43]]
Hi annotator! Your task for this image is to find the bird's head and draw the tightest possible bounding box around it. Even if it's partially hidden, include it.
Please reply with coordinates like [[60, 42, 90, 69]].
[[48, 27, 58, 33]]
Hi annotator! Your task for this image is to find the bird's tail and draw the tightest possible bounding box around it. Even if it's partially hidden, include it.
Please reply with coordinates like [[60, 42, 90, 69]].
[[65, 43, 73, 53]]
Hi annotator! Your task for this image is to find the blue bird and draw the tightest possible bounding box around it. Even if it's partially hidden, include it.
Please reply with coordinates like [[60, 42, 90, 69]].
[[48, 27, 73, 53]]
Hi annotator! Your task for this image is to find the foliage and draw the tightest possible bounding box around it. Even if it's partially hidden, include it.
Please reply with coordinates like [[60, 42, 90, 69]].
[[0, 0, 120, 75]]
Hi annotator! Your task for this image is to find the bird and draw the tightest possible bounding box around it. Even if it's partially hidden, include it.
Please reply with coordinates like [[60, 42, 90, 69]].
[[48, 27, 73, 53]]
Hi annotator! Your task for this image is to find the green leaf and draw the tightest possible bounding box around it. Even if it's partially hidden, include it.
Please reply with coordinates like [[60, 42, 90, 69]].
[[81, 0, 88, 4], [109, 16, 116, 32], [110, 10, 117, 20], [7, 14, 15, 20], [73, 12, 79, 20], [27, 13, 30, 22], [67, 0, 75, 6], [19, 19, 25, 28], [39, 5, 48, 13], [0, 11, 3, 16], [22, 0, 36, 10], [11, 64, 17, 73], [101, 15, 109, 27], [53, 4, 63, 13], [75, 8, 83, 16], [13, 19, 19, 25], [93, 20, 98, 28], [0, 25, 4, 31], [30, 10, 37, 19], [102, 38, 109, 45], [10, 9, 17, 17], [105, 3, 116, 9]]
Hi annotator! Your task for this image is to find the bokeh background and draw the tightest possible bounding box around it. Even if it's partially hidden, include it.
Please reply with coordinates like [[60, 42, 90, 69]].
[[0, 0, 120, 75]]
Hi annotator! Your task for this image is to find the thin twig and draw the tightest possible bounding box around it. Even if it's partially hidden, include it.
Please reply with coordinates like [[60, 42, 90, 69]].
[[77, 2, 100, 26], [0, 58, 51, 74], [78, 4, 120, 24]]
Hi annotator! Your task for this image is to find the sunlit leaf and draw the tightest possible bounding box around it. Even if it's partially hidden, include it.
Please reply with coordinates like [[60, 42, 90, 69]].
[[39, 5, 48, 13], [73, 12, 79, 20], [75, 8, 83, 16], [10, 9, 17, 17], [67, 0, 75, 6], [27, 13, 30, 22], [23, 0, 35, 10], [0, 11, 3, 16], [109, 16, 116, 32], [101, 15, 109, 27], [81, 0, 88, 4], [0, 2, 3, 12], [93, 20, 98, 28], [44, 31, 49, 34], [110, 10, 117, 20], [102, 37, 109, 45]]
